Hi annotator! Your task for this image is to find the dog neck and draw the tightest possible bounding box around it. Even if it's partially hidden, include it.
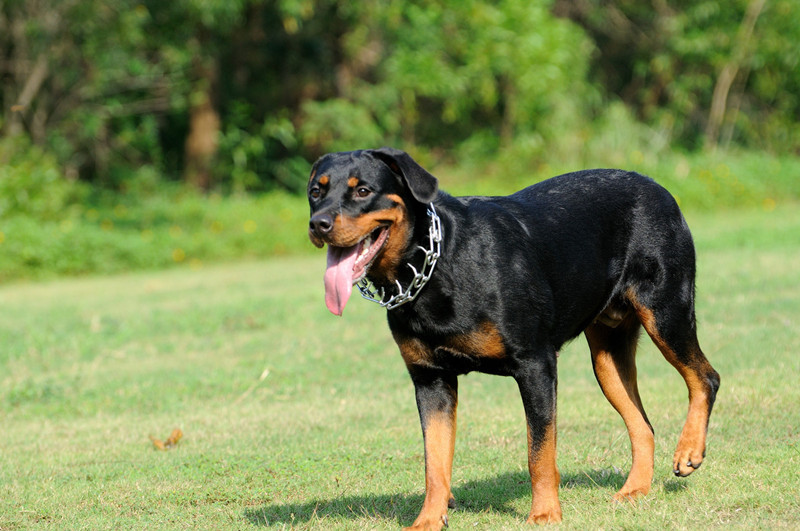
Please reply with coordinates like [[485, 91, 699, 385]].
[[357, 203, 443, 310]]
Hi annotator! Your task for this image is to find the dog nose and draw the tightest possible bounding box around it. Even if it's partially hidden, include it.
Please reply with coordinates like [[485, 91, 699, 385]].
[[310, 213, 334, 235]]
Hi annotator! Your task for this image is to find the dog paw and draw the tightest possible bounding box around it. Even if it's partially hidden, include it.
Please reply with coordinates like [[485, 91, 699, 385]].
[[403, 514, 448, 531], [526, 505, 562, 525], [672, 437, 706, 477], [673, 442, 705, 477], [612, 485, 650, 502]]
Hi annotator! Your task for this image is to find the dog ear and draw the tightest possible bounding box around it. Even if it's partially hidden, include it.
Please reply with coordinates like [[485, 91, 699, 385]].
[[369, 147, 439, 204]]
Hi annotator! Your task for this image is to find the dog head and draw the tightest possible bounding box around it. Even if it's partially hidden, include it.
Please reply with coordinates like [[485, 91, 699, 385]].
[[307, 147, 439, 315]]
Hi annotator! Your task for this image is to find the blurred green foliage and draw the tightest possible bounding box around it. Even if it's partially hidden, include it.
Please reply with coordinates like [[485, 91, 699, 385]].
[[0, 137, 82, 220], [1, 0, 800, 280], [554, 0, 800, 152], [3, 0, 798, 191]]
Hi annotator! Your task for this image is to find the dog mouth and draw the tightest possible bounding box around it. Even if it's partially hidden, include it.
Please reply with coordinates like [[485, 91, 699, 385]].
[[324, 226, 389, 316]]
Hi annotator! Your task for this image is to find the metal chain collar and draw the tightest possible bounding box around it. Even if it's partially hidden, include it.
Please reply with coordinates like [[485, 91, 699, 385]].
[[357, 203, 443, 310]]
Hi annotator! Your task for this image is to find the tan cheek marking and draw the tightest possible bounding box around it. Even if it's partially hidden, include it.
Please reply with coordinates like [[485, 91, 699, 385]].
[[373, 206, 409, 281], [330, 208, 401, 246], [327, 204, 411, 281]]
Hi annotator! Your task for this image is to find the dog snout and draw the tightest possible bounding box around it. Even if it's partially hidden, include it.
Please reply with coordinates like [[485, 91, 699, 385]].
[[309, 213, 334, 237]]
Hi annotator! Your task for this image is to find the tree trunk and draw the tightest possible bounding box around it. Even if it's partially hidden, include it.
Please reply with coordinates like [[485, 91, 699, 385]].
[[184, 55, 220, 190], [6, 54, 50, 137], [184, 93, 220, 190], [705, 0, 766, 151]]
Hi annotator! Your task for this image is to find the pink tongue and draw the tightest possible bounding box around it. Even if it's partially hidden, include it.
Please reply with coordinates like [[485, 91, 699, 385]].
[[324, 244, 359, 315]]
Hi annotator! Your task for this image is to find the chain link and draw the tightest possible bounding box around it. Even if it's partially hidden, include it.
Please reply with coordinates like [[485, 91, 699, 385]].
[[357, 203, 443, 310]]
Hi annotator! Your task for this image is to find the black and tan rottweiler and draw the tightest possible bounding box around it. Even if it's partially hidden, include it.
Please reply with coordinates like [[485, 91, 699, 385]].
[[306, 147, 720, 529]]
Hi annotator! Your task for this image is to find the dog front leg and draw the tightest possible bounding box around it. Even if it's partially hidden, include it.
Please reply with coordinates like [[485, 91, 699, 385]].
[[515, 360, 562, 525], [405, 370, 458, 531]]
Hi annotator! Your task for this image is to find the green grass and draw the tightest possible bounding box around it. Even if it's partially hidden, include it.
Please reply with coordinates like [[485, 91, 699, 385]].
[[0, 189, 310, 282], [1, 204, 799, 529]]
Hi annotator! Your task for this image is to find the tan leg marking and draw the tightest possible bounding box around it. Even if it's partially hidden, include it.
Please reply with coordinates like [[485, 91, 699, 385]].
[[526, 419, 562, 524], [586, 323, 654, 500], [632, 299, 715, 477], [404, 411, 457, 531]]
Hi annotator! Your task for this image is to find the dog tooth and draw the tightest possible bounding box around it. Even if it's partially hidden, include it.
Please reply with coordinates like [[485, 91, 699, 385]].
[[358, 236, 371, 261]]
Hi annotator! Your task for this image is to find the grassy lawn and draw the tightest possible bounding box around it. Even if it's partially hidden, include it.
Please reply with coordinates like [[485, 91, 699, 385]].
[[1, 204, 799, 529]]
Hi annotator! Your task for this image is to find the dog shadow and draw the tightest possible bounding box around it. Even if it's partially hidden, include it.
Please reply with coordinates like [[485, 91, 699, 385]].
[[244, 468, 638, 526]]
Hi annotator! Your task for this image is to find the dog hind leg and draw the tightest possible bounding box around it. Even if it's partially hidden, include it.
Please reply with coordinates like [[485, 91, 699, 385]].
[[628, 288, 721, 478], [585, 315, 655, 499]]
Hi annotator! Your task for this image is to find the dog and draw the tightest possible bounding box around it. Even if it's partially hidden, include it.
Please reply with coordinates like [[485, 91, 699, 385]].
[[306, 147, 720, 529]]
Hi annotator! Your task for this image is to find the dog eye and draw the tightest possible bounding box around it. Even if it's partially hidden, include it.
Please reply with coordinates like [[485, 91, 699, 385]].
[[356, 187, 372, 198], [309, 187, 321, 199]]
